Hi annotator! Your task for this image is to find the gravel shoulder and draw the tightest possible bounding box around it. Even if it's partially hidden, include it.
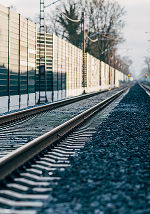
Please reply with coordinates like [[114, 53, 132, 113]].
[[43, 84, 150, 214]]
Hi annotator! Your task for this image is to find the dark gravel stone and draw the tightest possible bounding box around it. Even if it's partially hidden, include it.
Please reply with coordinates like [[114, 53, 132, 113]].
[[43, 84, 150, 214]]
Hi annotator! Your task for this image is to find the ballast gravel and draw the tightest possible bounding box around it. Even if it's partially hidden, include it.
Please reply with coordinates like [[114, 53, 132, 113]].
[[43, 84, 150, 214]]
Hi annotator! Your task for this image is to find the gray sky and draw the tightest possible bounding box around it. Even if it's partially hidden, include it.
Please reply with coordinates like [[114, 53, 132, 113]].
[[1, 0, 150, 78], [117, 0, 150, 77]]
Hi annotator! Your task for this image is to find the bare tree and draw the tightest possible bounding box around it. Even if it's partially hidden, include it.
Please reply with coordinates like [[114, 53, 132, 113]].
[[45, 0, 126, 63], [82, 0, 126, 62], [46, 0, 81, 45], [114, 55, 132, 75]]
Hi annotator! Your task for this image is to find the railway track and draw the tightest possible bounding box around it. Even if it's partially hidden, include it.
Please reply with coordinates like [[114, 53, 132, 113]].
[[0, 90, 109, 126], [0, 87, 129, 214], [141, 83, 150, 95], [0, 88, 125, 159]]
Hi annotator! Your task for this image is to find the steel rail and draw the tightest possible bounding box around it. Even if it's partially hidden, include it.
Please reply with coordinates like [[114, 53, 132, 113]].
[[141, 83, 150, 92], [0, 88, 127, 181], [0, 90, 109, 126]]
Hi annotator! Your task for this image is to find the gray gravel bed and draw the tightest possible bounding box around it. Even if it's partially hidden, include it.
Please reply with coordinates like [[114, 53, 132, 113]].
[[0, 88, 124, 158], [42, 84, 150, 214]]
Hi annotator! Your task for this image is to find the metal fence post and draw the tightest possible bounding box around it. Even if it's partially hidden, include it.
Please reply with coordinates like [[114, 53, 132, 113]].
[[18, 14, 21, 109], [114, 55, 116, 86], [27, 19, 29, 106], [81, 12, 86, 93], [8, 7, 10, 111]]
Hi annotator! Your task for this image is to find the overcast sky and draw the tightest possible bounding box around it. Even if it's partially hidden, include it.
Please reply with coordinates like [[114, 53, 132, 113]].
[[117, 0, 150, 77], [1, 0, 150, 78]]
